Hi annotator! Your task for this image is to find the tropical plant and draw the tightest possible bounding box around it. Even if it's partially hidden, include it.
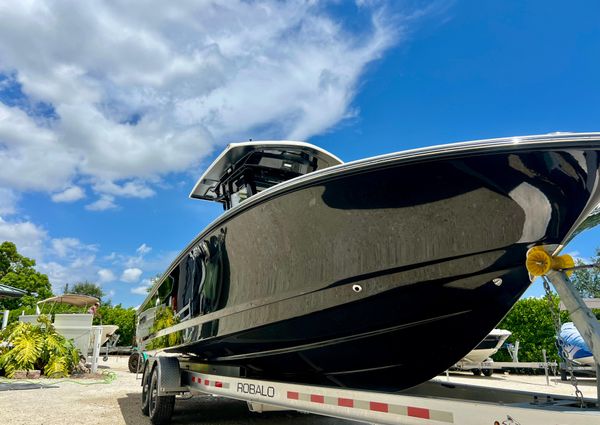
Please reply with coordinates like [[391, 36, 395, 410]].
[[0, 315, 79, 378]]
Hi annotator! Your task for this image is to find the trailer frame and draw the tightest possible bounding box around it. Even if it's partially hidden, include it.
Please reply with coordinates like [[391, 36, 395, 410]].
[[138, 354, 600, 425]]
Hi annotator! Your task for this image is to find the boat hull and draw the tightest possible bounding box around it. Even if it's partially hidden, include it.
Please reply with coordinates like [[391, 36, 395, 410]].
[[142, 139, 600, 391]]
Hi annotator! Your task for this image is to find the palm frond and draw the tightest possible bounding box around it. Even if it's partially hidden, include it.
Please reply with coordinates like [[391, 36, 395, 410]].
[[44, 356, 69, 378], [44, 333, 66, 355], [12, 333, 43, 369]]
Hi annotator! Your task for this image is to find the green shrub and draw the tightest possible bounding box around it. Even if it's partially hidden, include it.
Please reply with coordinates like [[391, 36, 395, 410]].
[[0, 315, 79, 378], [493, 296, 569, 362]]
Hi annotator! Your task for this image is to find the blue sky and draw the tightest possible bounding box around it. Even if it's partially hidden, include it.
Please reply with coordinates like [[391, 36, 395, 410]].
[[1, 1, 599, 306]]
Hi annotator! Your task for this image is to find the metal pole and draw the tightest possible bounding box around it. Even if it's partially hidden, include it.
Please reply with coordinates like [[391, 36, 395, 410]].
[[598, 364, 600, 401], [542, 349, 549, 386], [546, 270, 600, 406], [91, 326, 102, 374], [2, 310, 8, 330]]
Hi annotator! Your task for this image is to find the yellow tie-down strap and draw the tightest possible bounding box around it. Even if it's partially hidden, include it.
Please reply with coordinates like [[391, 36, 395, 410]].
[[525, 246, 575, 277]]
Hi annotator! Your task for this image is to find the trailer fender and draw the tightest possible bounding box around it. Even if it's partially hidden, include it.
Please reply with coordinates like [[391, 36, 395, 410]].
[[154, 356, 184, 396]]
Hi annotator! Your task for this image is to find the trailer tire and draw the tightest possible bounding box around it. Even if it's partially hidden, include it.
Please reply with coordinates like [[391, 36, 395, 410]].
[[482, 369, 493, 377], [149, 366, 175, 425], [141, 367, 151, 416], [471, 369, 482, 376], [129, 352, 142, 373]]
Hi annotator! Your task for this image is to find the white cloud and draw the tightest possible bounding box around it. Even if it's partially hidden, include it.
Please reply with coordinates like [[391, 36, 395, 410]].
[[131, 278, 153, 295], [0, 1, 400, 205], [100, 244, 174, 275], [0, 188, 19, 215], [51, 237, 81, 257], [51, 186, 85, 202], [86, 194, 117, 211], [38, 261, 70, 293], [38, 259, 99, 294], [121, 267, 143, 283], [136, 243, 152, 255], [41, 237, 100, 292], [0, 217, 100, 293], [0, 214, 161, 299], [70, 254, 95, 268], [131, 285, 150, 295], [92, 180, 155, 199], [98, 268, 116, 283], [0, 217, 47, 259], [0, 103, 76, 191]]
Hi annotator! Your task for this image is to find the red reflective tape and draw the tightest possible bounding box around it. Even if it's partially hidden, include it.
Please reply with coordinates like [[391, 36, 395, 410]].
[[338, 398, 354, 408], [287, 391, 299, 400], [191, 376, 196, 383], [215, 381, 223, 388], [407, 406, 430, 419], [311, 394, 324, 403], [370, 402, 388, 412], [204, 379, 210, 385]]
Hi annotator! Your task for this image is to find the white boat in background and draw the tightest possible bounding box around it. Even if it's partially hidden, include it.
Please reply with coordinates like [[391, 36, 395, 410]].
[[559, 322, 594, 366], [454, 329, 512, 376], [18, 294, 119, 357], [463, 329, 512, 363], [98, 324, 119, 347]]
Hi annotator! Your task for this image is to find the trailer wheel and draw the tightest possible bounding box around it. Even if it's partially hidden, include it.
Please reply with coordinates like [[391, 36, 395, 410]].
[[471, 369, 482, 376], [129, 352, 142, 373], [141, 368, 151, 416], [482, 369, 493, 377], [149, 366, 175, 425]]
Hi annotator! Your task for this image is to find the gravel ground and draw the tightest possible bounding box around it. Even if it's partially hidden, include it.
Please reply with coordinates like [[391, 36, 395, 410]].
[[434, 370, 598, 399], [0, 356, 349, 425], [0, 357, 596, 425]]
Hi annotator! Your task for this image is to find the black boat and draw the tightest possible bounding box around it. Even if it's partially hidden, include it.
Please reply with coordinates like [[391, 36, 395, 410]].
[[137, 134, 600, 391]]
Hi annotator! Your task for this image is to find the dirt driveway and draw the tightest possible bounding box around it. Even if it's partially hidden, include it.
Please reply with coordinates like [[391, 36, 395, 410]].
[[0, 356, 350, 425]]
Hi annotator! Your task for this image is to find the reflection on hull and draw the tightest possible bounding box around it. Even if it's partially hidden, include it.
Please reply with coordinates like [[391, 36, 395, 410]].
[[138, 135, 600, 391]]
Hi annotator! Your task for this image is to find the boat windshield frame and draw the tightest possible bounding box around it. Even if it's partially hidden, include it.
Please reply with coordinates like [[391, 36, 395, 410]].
[[189, 141, 342, 209]]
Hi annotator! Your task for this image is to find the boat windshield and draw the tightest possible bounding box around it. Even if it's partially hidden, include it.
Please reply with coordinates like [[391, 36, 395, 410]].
[[190, 142, 342, 210], [222, 150, 310, 209], [230, 186, 250, 208]]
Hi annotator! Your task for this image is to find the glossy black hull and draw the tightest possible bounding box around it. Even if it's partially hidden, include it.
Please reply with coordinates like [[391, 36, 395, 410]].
[[142, 136, 600, 391]]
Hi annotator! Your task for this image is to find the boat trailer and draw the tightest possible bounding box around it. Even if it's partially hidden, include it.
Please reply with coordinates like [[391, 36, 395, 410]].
[[138, 248, 600, 424]]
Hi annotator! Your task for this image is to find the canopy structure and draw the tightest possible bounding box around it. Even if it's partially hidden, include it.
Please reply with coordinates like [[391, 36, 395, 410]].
[[0, 283, 27, 299], [37, 294, 99, 307]]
